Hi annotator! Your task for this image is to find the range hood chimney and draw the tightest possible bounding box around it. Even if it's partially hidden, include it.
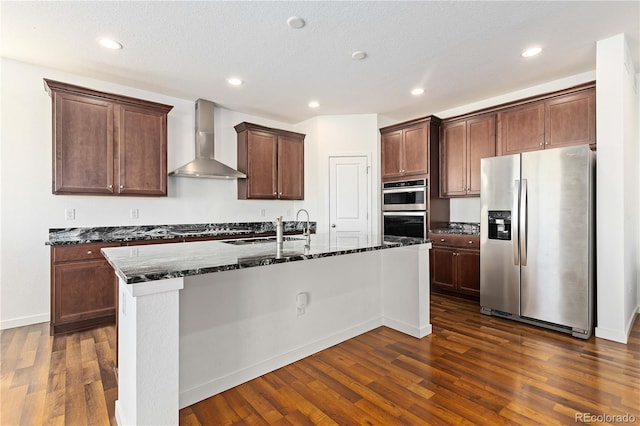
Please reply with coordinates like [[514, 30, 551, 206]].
[[169, 99, 246, 179]]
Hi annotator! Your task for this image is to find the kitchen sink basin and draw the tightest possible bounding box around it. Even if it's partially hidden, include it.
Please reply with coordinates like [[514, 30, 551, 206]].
[[223, 236, 304, 245]]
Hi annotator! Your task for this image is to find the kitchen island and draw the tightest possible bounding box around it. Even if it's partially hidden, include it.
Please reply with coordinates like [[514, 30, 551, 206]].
[[102, 233, 432, 426]]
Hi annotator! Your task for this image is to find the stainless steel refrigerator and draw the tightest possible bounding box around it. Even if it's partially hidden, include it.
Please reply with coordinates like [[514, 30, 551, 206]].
[[480, 144, 595, 339]]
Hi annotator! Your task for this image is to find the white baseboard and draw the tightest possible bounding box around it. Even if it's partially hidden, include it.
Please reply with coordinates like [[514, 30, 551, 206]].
[[595, 306, 638, 344], [0, 313, 49, 330], [383, 317, 432, 338], [179, 317, 383, 409]]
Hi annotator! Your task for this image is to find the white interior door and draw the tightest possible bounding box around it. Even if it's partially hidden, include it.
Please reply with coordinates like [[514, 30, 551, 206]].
[[329, 156, 369, 245]]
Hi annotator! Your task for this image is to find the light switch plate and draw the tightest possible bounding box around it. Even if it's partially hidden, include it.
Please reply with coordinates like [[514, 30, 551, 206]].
[[65, 208, 75, 220]]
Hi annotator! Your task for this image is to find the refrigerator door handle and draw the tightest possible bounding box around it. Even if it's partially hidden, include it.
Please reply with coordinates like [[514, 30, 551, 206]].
[[513, 179, 520, 266], [520, 179, 528, 266]]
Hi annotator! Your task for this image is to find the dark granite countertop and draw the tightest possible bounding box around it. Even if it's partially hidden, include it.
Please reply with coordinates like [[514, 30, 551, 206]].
[[101, 234, 431, 284], [47, 222, 316, 245], [430, 229, 479, 235], [430, 222, 480, 236]]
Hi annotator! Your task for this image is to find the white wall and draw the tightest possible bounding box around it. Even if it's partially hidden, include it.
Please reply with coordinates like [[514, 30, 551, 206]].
[[595, 34, 639, 343], [0, 59, 305, 329], [295, 114, 380, 235]]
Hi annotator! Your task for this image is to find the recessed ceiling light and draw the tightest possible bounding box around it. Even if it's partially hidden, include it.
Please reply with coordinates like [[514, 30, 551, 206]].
[[351, 51, 367, 60], [411, 88, 425, 96], [308, 101, 320, 108], [227, 77, 243, 86], [98, 37, 122, 50], [287, 16, 306, 29], [521, 46, 542, 58]]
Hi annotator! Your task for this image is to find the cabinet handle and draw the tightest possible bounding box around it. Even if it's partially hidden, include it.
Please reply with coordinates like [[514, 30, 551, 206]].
[[440, 238, 445, 242], [468, 240, 474, 244], [120, 185, 125, 189], [108, 184, 113, 189], [273, 192, 277, 196], [279, 192, 282, 196], [539, 142, 543, 146], [87, 250, 93, 255]]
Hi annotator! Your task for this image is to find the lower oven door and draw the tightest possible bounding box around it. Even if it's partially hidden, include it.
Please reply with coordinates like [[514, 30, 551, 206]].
[[383, 211, 427, 238]]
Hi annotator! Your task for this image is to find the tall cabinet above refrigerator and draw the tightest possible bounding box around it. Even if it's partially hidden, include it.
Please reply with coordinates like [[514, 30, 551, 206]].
[[480, 144, 595, 339]]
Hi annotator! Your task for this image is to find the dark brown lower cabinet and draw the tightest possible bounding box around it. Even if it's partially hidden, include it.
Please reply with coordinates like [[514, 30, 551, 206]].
[[50, 243, 120, 335], [430, 234, 480, 298], [49, 233, 273, 335]]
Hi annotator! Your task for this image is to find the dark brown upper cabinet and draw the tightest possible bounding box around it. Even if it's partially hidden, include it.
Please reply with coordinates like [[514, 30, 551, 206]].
[[545, 89, 596, 149], [497, 86, 595, 155], [44, 79, 173, 196], [380, 116, 443, 184], [235, 122, 305, 200], [380, 124, 429, 180], [440, 115, 496, 197]]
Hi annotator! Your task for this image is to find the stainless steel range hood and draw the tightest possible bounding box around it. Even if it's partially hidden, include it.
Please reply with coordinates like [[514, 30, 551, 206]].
[[169, 99, 246, 179]]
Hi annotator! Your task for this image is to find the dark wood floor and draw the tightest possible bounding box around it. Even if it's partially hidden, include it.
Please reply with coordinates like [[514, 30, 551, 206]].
[[2, 294, 639, 425]]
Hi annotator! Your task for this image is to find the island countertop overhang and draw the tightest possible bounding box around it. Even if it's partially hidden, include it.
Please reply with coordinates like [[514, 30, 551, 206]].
[[101, 234, 432, 284]]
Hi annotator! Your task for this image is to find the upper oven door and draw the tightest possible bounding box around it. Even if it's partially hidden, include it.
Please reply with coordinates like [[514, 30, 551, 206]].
[[382, 186, 427, 211]]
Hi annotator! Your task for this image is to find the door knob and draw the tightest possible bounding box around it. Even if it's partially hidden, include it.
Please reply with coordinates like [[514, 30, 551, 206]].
[[331, 224, 336, 228]]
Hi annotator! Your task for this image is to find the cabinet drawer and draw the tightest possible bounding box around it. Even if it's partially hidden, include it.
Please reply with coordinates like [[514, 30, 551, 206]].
[[429, 233, 479, 249], [52, 242, 120, 262]]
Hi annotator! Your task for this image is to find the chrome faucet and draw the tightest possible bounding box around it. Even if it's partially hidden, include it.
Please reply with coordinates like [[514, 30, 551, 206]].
[[295, 209, 310, 236], [274, 216, 284, 245], [296, 209, 311, 251]]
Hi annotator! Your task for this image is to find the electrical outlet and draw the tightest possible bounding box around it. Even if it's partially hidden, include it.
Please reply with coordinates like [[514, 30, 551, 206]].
[[65, 208, 75, 220], [130, 208, 139, 219], [296, 292, 308, 316], [260, 208, 266, 217]]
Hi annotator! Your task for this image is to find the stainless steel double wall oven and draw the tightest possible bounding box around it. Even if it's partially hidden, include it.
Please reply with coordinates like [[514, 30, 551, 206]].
[[382, 178, 427, 238]]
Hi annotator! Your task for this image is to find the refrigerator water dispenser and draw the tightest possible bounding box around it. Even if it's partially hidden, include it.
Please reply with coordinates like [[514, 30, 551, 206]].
[[488, 210, 511, 240]]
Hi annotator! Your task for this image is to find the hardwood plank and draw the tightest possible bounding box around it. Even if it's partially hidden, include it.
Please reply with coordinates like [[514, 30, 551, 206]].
[[2, 294, 639, 425]]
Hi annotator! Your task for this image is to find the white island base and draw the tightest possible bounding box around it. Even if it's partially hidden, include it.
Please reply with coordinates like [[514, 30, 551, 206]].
[[115, 243, 431, 426]]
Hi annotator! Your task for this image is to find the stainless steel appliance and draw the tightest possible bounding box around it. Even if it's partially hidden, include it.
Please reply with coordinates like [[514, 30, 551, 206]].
[[382, 178, 428, 238], [480, 145, 595, 339], [382, 179, 427, 211], [383, 211, 427, 238]]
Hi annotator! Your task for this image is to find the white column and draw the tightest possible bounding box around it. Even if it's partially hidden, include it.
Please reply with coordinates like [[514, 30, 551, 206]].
[[115, 277, 184, 426], [381, 243, 432, 338], [595, 33, 639, 343]]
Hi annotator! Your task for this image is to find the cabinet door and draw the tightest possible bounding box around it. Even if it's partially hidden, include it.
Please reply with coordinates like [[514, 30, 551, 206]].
[[277, 136, 304, 200], [456, 249, 480, 296], [497, 102, 545, 155], [381, 131, 403, 179], [545, 90, 595, 149], [53, 92, 114, 194], [440, 121, 467, 197], [467, 115, 496, 195], [431, 247, 456, 291], [53, 260, 116, 324], [247, 131, 278, 198], [402, 126, 428, 176], [115, 104, 168, 196]]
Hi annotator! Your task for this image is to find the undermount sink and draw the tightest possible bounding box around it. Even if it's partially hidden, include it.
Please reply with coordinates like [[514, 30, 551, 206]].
[[223, 236, 305, 245]]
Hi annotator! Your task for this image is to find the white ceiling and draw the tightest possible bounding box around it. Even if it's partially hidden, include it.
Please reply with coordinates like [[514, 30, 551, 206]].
[[2, 1, 639, 124]]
